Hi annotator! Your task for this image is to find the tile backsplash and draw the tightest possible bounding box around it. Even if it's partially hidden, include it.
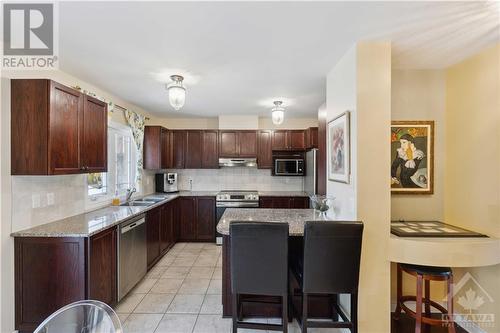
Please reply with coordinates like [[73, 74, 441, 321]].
[[167, 167, 304, 192], [10, 168, 302, 232]]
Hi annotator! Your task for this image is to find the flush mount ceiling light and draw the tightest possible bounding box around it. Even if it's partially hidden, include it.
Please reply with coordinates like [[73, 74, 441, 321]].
[[166, 75, 186, 111], [271, 100, 285, 125]]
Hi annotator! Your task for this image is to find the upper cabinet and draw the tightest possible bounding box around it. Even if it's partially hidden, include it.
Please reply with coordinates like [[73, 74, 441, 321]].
[[257, 130, 273, 169], [11, 79, 107, 175], [144, 126, 171, 170], [219, 130, 257, 158], [271, 130, 305, 151], [185, 130, 202, 169], [201, 130, 219, 168], [305, 127, 318, 149]]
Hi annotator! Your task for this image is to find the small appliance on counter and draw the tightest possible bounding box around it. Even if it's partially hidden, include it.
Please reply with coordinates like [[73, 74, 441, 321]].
[[155, 173, 179, 193]]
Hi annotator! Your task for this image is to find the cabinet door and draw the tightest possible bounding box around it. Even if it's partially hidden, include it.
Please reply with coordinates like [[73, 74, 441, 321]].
[[257, 131, 273, 169], [172, 130, 186, 168], [238, 131, 257, 157], [259, 197, 274, 208], [160, 128, 170, 169], [289, 130, 305, 150], [305, 127, 318, 149], [48, 81, 83, 174], [290, 197, 309, 208], [196, 197, 215, 241], [160, 204, 172, 253], [89, 227, 117, 306], [146, 207, 161, 268], [81, 95, 107, 173], [184, 130, 202, 168], [219, 131, 238, 157], [202, 131, 219, 168], [273, 197, 291, 208], [179, 197, 196, 241], [271, 130, 288, 151]]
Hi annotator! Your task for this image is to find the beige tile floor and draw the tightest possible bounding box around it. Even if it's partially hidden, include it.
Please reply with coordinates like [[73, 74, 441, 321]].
[[115, 242, 342, 333]]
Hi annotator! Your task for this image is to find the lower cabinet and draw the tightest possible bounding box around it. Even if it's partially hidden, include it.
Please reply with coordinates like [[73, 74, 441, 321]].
[[14, 227, 117, 333], [259, 196, 309, 209], [179, 196, 216, 242], [146, 206, 161, 268], [147, 199, 178, 269]]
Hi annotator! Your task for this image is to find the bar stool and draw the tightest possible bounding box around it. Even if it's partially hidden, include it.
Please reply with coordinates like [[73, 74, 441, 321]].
[[230, 222, 289, 332], [394, 263, 456, 333], [290, 220, 364, 333]]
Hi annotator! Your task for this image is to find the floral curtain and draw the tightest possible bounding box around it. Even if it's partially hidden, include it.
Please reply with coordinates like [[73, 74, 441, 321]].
[[124, 110, 146, 182]]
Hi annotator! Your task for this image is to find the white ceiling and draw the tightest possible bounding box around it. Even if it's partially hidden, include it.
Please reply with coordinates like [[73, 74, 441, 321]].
[[59, 1, 499, 118]]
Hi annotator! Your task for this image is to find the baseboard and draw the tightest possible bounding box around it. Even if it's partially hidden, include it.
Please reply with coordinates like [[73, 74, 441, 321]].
[[391, 302, 487, 333]]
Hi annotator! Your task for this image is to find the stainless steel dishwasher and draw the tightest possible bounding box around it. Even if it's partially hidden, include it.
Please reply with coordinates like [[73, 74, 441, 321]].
[[118, 214, 147, 301]]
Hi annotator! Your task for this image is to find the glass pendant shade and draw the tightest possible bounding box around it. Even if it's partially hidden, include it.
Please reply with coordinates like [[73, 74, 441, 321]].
[[271, 101, 285, 125], [167, 75, 186, 111]]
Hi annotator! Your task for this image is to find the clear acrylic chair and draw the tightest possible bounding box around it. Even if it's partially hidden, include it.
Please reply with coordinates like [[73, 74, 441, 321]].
[[33, 300, 123, 333]]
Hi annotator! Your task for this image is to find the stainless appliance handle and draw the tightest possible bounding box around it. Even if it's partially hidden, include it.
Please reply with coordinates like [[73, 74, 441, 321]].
[[121, 218, 146, 234], [216, 202, 259, 208]]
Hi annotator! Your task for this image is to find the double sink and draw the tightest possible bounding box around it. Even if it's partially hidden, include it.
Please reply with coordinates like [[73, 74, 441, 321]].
[[120, 195, 174, 207]]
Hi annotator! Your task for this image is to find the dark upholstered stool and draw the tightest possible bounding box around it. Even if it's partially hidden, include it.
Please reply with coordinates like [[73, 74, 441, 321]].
[[230, 222, 289, 332], [290, 221, 364, 333], [394, 263, 456, 333]]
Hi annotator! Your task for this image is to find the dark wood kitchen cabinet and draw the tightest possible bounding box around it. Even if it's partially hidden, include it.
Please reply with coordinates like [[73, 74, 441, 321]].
[[160, 201, 175, 253], [259, 196, 309, 208], [172, 130, 186, 168], [305, 127, 318, 149], [14, 227, 118, 333], [146, 206, 161, 268], [144, 126, 171, 170], [178, 196, 216, 241], [185, 130, 203, 169], [89, 227, 117, 306], [196, 197, 216, 241], [179, 197, 197, 241], [202, 130, 219, 168], [257, 130, 273, 169], [272, 130, 305, 151], [219, 130, 257, 158], [11, 79, 108, 175]]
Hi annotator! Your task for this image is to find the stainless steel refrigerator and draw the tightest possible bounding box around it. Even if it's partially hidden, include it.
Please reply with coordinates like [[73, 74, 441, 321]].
[[304, 149, 318, 198]]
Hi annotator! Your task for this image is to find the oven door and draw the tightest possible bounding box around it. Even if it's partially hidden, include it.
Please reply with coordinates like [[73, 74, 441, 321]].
[[274, 158, 304, 176]]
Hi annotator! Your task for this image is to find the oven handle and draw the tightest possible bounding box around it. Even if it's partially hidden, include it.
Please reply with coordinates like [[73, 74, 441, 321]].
[[216, 202, 259, 208]]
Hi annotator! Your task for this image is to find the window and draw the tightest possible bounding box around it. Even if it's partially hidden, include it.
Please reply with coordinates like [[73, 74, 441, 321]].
[[87, 122, 136, 202]]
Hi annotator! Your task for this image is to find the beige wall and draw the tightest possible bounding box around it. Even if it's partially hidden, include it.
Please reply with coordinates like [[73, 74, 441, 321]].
[[391, 70, 446, 221], [326, 42, 392, 333], [390, 70, 448, 304], [445, 44, 500, 332], [148, 116, 318, 130]]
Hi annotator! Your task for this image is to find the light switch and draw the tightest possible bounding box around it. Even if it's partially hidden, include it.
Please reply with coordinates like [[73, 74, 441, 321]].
[[32, 194, 40, 208]]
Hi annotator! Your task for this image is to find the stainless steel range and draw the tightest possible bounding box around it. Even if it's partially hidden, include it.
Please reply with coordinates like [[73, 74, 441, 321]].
[[215, 190, 259, 244]]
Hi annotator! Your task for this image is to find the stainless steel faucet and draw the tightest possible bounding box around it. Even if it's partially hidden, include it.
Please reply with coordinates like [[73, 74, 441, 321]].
[[126, 187, 137, 202]]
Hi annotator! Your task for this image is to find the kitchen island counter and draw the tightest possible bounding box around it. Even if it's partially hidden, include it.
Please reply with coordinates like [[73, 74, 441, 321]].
[[217, 208, 334, 236]]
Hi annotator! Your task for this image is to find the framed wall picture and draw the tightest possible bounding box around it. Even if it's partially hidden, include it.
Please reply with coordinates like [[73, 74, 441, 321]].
[[328, 111, 350, 183], [391, 121, 434, 194]]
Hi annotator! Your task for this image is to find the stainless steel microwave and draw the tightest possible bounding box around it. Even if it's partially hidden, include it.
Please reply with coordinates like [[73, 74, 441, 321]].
[[273, 158, 304, 176]]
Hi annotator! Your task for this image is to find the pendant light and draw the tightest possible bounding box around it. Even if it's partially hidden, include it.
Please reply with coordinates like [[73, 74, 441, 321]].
[[167, 75, 186, 110], [271, 100, 285, 125]]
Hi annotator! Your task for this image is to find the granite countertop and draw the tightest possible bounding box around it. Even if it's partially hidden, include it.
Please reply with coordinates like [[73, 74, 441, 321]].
[[11, 191, 218, 238], [216, 208, 335, 236], [258, 191, 309, 197]]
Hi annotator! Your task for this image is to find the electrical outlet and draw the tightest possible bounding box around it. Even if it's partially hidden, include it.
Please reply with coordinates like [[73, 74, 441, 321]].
[[32, 194, 40, 208], [47, 192, 55, 206]]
